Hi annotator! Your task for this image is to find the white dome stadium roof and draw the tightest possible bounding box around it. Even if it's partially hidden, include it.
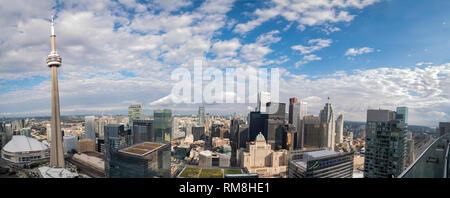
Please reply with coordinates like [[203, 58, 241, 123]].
[[2, 135, 48, 153]]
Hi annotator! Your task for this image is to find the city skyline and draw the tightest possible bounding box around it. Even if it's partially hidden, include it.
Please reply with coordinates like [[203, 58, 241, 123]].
[[0, 0, 449, 127]]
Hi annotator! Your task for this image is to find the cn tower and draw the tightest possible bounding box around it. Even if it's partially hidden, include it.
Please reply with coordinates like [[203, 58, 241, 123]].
[[46, 14, 64, 168]]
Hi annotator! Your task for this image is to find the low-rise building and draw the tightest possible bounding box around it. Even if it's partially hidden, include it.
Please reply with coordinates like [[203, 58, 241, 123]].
[[106, 142, 171, 178], [1, 135, 49, 164], [239, 133, 288, 178], [78, 139, 96, 153], [288, 149, 354, 178]]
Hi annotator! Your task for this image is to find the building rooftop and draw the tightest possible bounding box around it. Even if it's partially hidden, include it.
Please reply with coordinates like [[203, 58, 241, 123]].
[[119, 142, 166, 156], [305, 149, 339, 160], [38, 167, 79, 178], [2, 135, 48, 153]]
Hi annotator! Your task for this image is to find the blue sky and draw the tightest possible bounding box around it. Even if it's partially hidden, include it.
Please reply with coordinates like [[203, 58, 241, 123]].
[[0, 0, 449, 126]]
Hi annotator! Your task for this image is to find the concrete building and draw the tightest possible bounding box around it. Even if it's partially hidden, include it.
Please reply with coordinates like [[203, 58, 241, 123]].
[[1, 135, 50, 164], [364, 108, 408, 178], [78, 139, 96, 153], [72, 153, 104, 172], [240, 133, 288, 178], [199, 150, 230, 167], [288, 149, 354, 178]]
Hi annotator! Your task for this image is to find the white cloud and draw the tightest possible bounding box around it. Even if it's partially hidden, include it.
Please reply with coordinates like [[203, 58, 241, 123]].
[[416, 62, 433, 66], [295, 54, 322, 67], [281, 63, 450, 126], [233, 0, 381, 34], [291, 39, 332, 54], [211, 38, 241, 57], [345, 47, 375, 56], [256, 30, 281, 45]]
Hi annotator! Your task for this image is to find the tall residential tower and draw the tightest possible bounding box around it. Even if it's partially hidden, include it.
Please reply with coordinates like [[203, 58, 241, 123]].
[[46, 14, 64, 168]]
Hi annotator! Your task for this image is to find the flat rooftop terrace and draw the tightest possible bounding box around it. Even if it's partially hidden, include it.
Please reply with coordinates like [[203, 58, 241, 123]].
[[119, 142, 166, 156]]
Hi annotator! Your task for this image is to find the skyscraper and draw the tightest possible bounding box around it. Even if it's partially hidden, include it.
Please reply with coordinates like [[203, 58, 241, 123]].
[[198, 106, 205, 127], [293, 100, 307, 149], [395, 107, 408, 123], [302, 115, 326, 148], [257, 92, 271, 113], [364, 108, 407, 178], [104, 124, 123, 178], [85, 116, 96, 141], [128, 103, 143, 128], [319, 99, 335, 150], [289, 97, 298, 124], [249, 102, 287, 150], [132, 120, 153, 144], [154, 109, 172, 144], [335, 114, 344, 144], [46, 14, 64, 168]]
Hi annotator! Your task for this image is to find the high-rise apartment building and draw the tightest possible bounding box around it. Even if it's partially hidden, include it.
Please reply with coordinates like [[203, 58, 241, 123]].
[[198, 106, 205, 127], [364, 108, 408, 178], [85, 116, 96, 141], [128, 104, 143, 128]]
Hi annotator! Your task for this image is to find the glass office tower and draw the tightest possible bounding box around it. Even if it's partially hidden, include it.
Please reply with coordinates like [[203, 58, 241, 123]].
[[154, 109, 172, 144]]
